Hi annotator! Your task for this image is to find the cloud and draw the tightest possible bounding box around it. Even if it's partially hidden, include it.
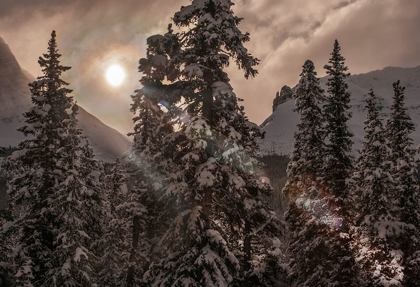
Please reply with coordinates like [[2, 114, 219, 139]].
[[1, 0, 420, 132], [0, 0, 185, 133], [228, 0, 420, 124]]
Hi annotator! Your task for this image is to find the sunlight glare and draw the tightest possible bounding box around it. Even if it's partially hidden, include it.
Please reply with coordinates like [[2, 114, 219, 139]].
[[106, 65, 125, 86]]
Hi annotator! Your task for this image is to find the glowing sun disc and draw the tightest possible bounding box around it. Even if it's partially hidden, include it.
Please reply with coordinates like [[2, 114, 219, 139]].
[[106, 65, 125, 86]]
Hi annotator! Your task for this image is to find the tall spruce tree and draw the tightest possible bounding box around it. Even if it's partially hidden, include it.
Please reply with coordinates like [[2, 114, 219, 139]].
[[284, 60, 355, 286], [8, 30, 74, 286], [353, 90, 394, 221], [0, 200, 13, 286], [143, 1, 285, 286], [284, 59, 325, 201], [0, 157, 15, 286], [44, 107, 104, 286], [385, 81, 420, 286], [386, 81, 420, 227], [124, 30, 178, 286], [323, 39, 354, 215], [98, 157, 129, 286], [351, 89, 404, 286], [8, 31, 103, 286]]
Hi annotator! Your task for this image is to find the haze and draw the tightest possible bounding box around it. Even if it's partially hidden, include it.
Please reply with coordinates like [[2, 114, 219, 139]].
[[1, 0, 419, 134]]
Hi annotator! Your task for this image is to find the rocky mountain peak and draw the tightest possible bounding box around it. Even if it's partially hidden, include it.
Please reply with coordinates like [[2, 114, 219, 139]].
[[273, 85, 293, 112]]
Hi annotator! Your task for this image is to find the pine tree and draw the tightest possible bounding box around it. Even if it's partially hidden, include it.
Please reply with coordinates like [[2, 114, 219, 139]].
[[386, 81, 420, 227], [385, 81, 420, 286], [284, 60, 355, 286], [8, 31, 103, 286], [124, 30, 178, 286], [353, 90, 394, 221], [0, 156, 15, 286], [323, 39, 354, 214], [44, 106, 104, 286], [351, 89, 404, 286], [143, 1, 285, 286], [9, 30, 74, 286], [284, 59, 325, 201], [0, 198, 13, 286], [98, 157, 129, 286]]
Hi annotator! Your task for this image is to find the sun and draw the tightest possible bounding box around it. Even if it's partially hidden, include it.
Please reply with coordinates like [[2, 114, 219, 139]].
[[106, 65, 125, 86]]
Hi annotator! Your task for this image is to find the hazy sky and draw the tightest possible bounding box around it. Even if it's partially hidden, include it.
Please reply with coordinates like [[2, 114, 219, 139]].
[[1, 0, 420, 134]]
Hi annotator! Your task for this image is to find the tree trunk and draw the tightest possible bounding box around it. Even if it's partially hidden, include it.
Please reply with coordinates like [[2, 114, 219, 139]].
[[202, 89, 213, 125]]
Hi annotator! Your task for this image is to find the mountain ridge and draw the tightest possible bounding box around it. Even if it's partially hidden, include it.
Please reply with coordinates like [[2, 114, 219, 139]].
[[0, 36, 131, 162], [260, 65, 420, 155]]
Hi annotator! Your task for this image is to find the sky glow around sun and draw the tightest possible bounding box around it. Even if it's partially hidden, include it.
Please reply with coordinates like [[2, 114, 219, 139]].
[[106, 64, 125, 86]]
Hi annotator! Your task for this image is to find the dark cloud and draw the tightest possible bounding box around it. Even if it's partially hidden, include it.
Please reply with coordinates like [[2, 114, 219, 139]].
[[333, 0, 359, 11], [1, 0, 420, 132]]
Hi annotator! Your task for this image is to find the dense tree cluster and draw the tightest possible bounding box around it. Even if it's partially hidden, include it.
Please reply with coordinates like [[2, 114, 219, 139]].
[[0, 31, 104, 286], [1, 1, 420, 287], [284, 40, 420, 286], [0, 1, 287, 286]]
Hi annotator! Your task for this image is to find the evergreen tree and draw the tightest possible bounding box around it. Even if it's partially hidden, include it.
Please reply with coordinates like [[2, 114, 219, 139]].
[[124, 31, 178, 286], [386, 81, 420, 227], [385, 81, 420, 286], [0, 156, 15, 286], [284, 59, 325, 201], [0, 200, 13, 286], [323, 39, 354, 214], [353, 90, 394, 221], [8, 31, 102, 286], [143, 1, 285, 286], [44, 106, 104, 286], [98, 158, 129, 286], [284, 60, 355, 286], [351, 89, 404, 286], [9, 30, 73, 286]]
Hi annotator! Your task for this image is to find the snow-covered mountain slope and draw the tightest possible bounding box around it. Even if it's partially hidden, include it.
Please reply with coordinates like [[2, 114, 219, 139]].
[[0, 36, 131, 162], [260, 66, 420, 155]]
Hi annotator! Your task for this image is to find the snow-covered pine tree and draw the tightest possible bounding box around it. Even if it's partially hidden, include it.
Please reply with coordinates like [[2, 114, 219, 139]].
[[124, 30, 178, 286], [44, 105, 103, 286], [0, 156, 15, 286], [8, 30, 74, 286], [105, 158, 127, 218], [351, 89, 404, 286], [8, 31, 103, 286], [98, 157, 129, 286], [0, 199, 13, 286], [284, 59, 325, 201], [144, 1, 285, 286], [386, 81, 419, 227], [353, 90, 394, 223], [385, 81, 420, 286], [323, 39, 354, 216], [284, 60, 355, 286]]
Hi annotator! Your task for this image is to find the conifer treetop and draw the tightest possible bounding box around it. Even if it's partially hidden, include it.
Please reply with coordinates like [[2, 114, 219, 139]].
[[386, 80, 415, 160], [285, 58, 325, 199], [322, 39, 354, 203], [354, 89, 395, 221], [324, 39, 350, 78], [172, 0, 259, 82], [39, 30, 71, 91]]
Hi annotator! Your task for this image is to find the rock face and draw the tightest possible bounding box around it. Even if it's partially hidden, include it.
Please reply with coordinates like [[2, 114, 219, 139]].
[[261, 66, 420, 155], [272, 85, 293, 112], [0, 36, 131, 162]]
